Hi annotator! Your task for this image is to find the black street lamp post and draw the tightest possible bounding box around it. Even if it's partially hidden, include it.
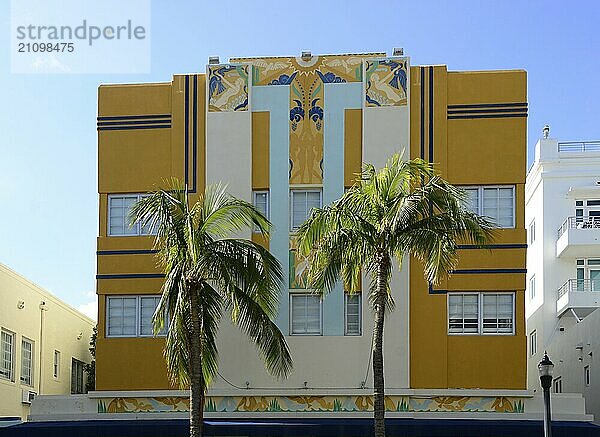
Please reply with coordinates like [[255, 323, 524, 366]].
[[538, 351, 555, 437]]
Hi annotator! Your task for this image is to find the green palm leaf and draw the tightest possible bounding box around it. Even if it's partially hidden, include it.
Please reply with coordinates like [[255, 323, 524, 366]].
[[295, 153, 494, 437], [128, 179, 292, 437]]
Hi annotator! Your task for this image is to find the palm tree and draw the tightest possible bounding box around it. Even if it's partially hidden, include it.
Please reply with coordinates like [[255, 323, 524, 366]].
[[130, 179, 292, 437], [295, 154, 494, 437]]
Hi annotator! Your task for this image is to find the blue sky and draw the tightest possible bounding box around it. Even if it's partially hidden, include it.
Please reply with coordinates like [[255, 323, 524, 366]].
[[0, 0, 599, 319]]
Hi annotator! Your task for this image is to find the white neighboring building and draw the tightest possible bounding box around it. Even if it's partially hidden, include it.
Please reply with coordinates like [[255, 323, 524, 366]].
[[526, 128, 600, 420]]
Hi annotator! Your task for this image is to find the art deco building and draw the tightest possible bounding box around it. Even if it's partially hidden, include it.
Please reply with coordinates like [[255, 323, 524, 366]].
[[22, 50, 597, 435]]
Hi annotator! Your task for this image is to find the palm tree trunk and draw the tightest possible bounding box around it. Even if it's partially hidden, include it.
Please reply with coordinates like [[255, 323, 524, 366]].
[[373, 253, 389, 437], [189, 290, 205, 437]]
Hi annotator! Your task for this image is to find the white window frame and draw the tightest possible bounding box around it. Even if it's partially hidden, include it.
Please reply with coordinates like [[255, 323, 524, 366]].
[[106, 296, 138, 338], [139, 296, 167, 338], [53, 350, 60, 379], [447, 292, 480, 334], [253, 191, 269, 218], [553, 376, 562, 393], [529, 275, 536, 300], [290, 189, 322, 231], [20, 337, 34, 386], [1, 329, 15, 381], [252, 190, 270, 233], [584, 365, 591, 387], [289, 293, 323, 336], [107, 193, 157, 236], [462, 185, 516, 229], [529, 220, 535, 244], [575, 199, 600, 219], [106, 295, 168, 338], [530, 330, 537, 356], [344, 293, 362, 336], [447, 292, 515, 336]]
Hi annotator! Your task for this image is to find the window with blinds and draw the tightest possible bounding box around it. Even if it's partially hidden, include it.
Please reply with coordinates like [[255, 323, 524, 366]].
[[253, 191, 269, 232], [1, 330, 14, 381], [448, 293, 514, 335], [253, 191, 269, 217], [21, 338, 33, 386], [482, 293, 514, 334], [107, 296, 167, 337], [108, 194, 157, 236], [107, 297, 137, 336], [290, 294, 322, 335], [290, 190, 322, 230], [448, 294, 479, 334], [140, 296, 166, 336], [344, 294, 361, 336], [462, 186, 515, 228]]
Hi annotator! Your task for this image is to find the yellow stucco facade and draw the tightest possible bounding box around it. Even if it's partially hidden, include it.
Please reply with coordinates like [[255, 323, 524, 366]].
[[96, 53, 527, 392], [0, 263, 95, 419]]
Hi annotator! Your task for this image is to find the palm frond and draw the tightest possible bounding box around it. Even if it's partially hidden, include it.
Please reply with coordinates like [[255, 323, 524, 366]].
[[227, 284, 293, 378], [129, 178, 291, 392]]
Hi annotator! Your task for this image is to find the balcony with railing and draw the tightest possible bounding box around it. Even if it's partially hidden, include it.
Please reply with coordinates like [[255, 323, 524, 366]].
[[556, 216, 600, 257], [558, 141, 600, 153], [556, 279, 600, 317]]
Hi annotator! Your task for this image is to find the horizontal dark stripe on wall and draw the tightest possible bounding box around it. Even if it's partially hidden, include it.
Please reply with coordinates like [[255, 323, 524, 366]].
[[98, 120, 172, 126], [429, 286, 448, 294], [451, 268, 527, 274], [448, 108, 528, 115], [96, 273, 165, 279], [448, 113, 527, 120], [456, 244, 528, 249], [97, 124, 171, 131], [97, 249, 159, 255], [447, 102, 527, 109], [97, 114, 171, 121]]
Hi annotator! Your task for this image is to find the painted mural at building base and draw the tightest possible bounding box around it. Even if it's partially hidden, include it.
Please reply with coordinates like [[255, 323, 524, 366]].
[[97, 394, 524, 415]]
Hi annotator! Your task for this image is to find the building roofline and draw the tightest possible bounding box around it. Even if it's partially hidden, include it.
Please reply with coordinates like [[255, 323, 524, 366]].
[[0, 262, 96, 326], [98, 81, 171, 88], [448, 69, 527, 74]]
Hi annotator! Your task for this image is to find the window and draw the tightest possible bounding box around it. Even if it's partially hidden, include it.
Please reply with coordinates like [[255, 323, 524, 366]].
[[481, 293, 514, 334], [253, 191, 269, 218], [529, 275, 536, 300], [529, 220, 535, 244], [1, 330, 15, 381], [290, 294, 322, 335], [253, 191, 269, 232], [553, 377, 562, 393], [107, 296, 167, 338], [107, 297, 137, 336], [290, 190, 322, 230], [344, 294, 361, 336], [463, 186, 515, 228], [584, 365, 591, 387], [530, 330, 537, 356], [448, 294, 479, 334], [140, 296, 166, 336], [576, 258, 600, 291], [71, 359, 85, 394], [53, 350, 60, 378], [575, 199, 600, 227], [448, 293, 514, 335], [20, 338, 33, 386], [108, 194, 156, 236]]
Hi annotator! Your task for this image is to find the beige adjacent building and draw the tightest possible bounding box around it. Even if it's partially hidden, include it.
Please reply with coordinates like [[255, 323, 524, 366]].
[[0, 263, 95, 420]]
